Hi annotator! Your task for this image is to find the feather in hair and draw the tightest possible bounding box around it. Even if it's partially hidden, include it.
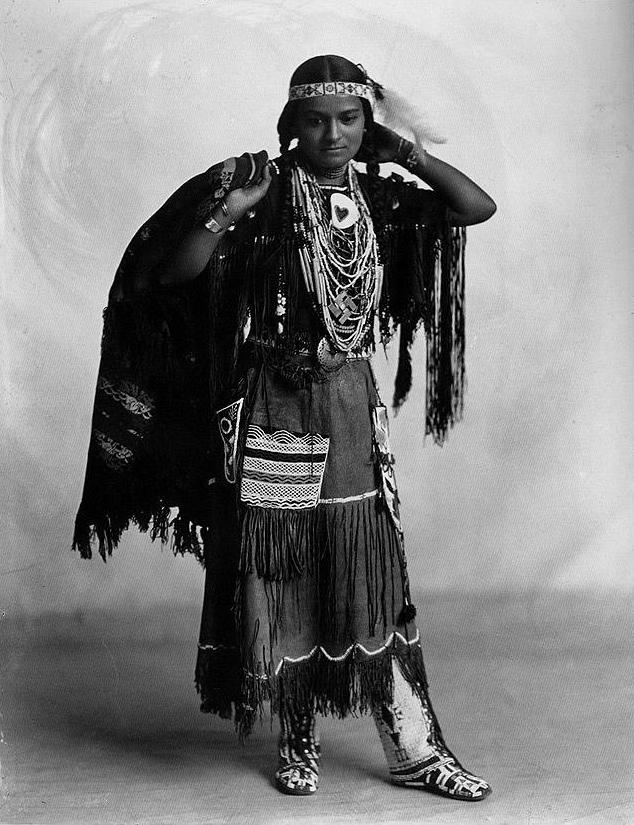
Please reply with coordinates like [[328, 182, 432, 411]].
[[374, 85, 446, 149]]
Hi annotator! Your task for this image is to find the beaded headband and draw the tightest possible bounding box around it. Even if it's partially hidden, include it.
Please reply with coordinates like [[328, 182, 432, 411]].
[[288, 81, 375, 107]]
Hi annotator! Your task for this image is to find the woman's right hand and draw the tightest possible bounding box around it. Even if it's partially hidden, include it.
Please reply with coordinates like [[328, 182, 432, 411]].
[[223, 161, 272, 224]]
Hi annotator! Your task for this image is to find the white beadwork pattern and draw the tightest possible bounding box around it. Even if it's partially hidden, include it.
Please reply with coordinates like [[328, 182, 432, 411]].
[[97, 376, 154, 419], [373, 659, 492, 800], [93, 429, 133, 467], [318, 489, 378, 505], [372, 405, 403, 535], [240, 425, 330, 509], [217, 398, 244, 484], [242, 456, 319, 477], [274, 629, 420, 676], [288, 80, 375, 105]]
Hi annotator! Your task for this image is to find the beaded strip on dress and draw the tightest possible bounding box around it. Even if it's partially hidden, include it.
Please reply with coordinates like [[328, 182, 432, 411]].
[[290, 160, 382, 354]]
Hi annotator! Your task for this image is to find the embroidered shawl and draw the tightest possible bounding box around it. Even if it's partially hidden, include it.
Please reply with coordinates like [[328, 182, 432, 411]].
[[73, 154, 465, 561]]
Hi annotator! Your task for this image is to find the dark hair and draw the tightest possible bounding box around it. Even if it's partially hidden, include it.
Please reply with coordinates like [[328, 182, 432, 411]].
[[277, 55, 374, 157], [277, 55, 389, 253]]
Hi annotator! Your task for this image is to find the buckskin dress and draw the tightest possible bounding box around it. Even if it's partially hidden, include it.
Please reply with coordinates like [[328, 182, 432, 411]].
[[73, 151, 466, 737]]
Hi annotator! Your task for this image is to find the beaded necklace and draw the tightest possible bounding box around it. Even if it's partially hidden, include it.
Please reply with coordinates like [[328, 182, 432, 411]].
[[290, 160, 382, 354]]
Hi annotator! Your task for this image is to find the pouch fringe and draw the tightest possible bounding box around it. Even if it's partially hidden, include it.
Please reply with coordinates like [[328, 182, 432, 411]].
[[238, 495, 404, 642], [239, 506, 317, 580]]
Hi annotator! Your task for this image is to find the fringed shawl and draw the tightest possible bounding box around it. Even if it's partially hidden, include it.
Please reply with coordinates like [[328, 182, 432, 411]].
[[73, 156, 465, 562]]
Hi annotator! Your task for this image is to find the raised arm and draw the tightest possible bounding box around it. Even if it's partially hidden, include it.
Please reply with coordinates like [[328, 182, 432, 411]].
[[370, 124, 497, 226], [114, 153, 273, 298], [157, 163, 272, 286]]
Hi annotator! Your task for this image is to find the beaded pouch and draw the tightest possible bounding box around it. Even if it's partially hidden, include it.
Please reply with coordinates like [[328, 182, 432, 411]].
[[240, 425, 330, 509], [371, 405, 403, 535], [216, 398, 244, 484]]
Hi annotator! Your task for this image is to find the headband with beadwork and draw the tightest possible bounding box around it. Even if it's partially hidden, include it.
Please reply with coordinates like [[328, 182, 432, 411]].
[[288, 81, 376, 106]]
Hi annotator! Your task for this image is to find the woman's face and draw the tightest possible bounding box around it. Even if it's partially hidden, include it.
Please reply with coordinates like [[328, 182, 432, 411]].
[[294, 95, 365, 172]]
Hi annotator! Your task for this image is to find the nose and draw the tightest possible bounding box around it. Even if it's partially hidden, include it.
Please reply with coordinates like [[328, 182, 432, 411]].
[[325, 118, 341, 143]]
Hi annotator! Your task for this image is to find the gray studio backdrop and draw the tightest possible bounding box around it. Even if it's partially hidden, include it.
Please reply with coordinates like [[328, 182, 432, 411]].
[[2, 0, 632, 619]]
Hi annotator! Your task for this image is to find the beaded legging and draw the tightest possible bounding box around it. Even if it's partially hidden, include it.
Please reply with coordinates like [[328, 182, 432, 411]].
[[371, 659, 492, 801], [275, 660, 491, 800]]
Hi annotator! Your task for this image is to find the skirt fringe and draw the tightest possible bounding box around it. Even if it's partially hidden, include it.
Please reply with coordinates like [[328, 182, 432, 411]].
[[195, 632, 428, 740]]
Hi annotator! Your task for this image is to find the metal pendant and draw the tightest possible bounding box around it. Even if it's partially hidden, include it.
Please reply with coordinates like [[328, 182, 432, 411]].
[[316, 336, 348, 372], [330, 192, 359, 229]]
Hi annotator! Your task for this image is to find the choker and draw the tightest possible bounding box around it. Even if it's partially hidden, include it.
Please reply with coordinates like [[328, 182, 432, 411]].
[[320, 163, 348, 180], [297, 151, 349, 184]]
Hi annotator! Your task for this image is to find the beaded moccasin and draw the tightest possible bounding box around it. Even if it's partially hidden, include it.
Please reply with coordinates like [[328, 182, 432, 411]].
[[274, 709, 320, 796]]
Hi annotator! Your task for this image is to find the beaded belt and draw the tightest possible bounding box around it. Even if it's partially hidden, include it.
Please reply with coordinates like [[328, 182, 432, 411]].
[[246, 335, 372, 369]]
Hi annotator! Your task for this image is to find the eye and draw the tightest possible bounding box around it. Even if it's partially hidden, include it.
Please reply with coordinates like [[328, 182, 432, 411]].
[[342, 114, 360, 124], [306, 117, 323, 126]]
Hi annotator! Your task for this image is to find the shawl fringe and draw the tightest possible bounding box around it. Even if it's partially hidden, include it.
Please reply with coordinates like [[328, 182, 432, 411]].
[[384, 208, 466, 445], [73, 506, 206, 564]]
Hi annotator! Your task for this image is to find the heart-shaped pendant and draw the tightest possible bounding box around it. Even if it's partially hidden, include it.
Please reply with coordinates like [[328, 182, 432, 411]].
[[330, 192, 359, 229], [335, 204, 349, 223]]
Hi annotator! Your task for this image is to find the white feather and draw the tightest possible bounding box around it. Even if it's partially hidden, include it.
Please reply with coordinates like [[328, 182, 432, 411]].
[[374, 85, 446, 148]]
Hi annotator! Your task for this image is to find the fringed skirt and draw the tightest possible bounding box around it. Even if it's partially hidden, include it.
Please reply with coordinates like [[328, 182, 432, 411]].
[[196, 357, 424, 737]]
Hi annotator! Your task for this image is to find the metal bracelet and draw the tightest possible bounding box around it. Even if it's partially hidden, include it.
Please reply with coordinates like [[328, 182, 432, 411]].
[[204, 199, 233, 233], [403, 145, 421, 172], [203, 214, 226, 234]]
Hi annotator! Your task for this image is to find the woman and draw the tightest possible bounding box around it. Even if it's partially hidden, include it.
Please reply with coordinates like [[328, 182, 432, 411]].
[[74, 55, 496, 800]]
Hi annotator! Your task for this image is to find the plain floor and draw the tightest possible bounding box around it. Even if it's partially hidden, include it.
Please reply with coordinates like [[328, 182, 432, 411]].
[[1, 592, 632, 825]]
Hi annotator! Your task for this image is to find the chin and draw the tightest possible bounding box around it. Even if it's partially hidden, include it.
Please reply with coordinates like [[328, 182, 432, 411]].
[[320, 150, 352, 166], [299, 148, 355, 175]]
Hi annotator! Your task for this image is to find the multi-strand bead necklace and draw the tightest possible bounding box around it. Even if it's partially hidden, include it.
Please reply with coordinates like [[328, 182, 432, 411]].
[[290, 160, 382, 355]]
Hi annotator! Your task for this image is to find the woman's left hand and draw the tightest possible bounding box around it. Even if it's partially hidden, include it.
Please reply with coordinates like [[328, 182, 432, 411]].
[[367, 123, 411, 164]]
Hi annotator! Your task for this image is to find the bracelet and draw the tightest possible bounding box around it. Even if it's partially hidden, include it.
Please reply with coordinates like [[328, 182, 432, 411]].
[[396, 139, 428, 174], [219, 200, 232, 221], [404, 146, 418, 172], [204, 198, 233, 233], [204, 214, 226, 233], [403, 145, 421, 173]]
